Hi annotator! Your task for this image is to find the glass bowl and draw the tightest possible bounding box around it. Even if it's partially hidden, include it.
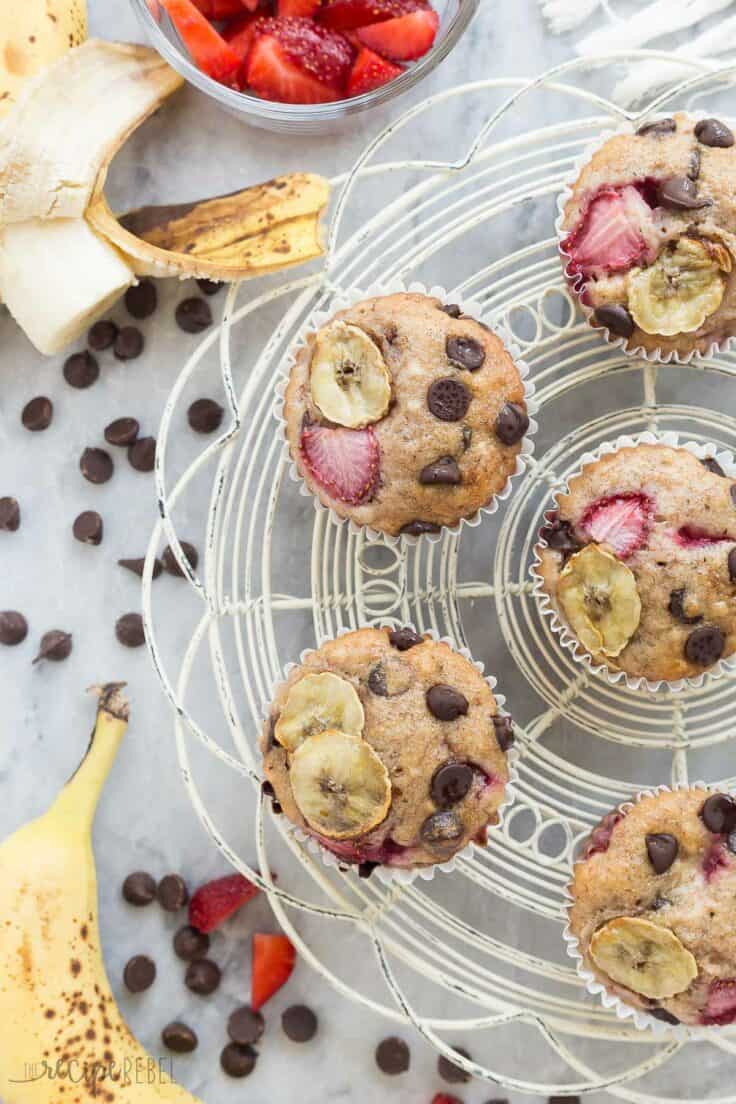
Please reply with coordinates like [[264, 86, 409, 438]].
[[130, 0, 480, 134]]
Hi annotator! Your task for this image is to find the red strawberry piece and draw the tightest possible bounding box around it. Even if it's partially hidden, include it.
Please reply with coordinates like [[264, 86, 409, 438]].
[[301, 424, 380, 505], [317, 0, 427, 30], [579, 492, 651, 559], [357, 7, 438, 59], [241, 0, 263, 9], [702, 979, 736, 1025], [703, 840, 730, 883], [189, 873, 260, 933], [251, 932, 296, 1010], [162, 0, 243, 84], [675, 525, 730, 548], [252, 17, 354, 90], [246, 34, 340, 102], [347, 45, 402, 95], [431, 1096, 463, 1104], [561, 184, 654, 280], [278, 0, 320, 13], [223, 11, 262, 68]]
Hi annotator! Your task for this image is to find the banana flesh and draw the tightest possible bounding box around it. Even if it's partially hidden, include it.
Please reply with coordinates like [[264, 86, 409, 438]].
[[310, 321, 392, 428], [275, 672, 365, 752], [0, 0, 87, 119], [590, 916, 697, 1000], [558, 544, 641, 657], [628, 237, 729, 337]]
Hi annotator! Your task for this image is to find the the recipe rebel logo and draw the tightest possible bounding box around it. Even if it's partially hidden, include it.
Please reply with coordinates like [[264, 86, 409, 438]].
[[10, 1055, 175, 1090]]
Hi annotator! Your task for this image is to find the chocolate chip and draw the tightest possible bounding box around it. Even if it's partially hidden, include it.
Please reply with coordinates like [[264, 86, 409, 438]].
[[593, 304, 635, 339], [729, 548, 736, 582], [649, 1007, 680, 1025], [388, 627, 422, 651], [220, 1043, 256, 1078], [115, 613, 145, 648], [105, 417, 139, 446], [438, 1047, 472, 1085], [540, 517, 581, 555], [695, 118, 735, 148], [87, 320, 118, 351], [367, 665, 388, 696], [173, 924, 211, 963], [495, 401, 529, 445], [358, 861, 379, 879], [0, 611, 28, 646], [122, 871, 157, 906], [668, 588, 702, 625], [492, 714, 514, 752], [119, 556, 163, 579], [33, 630, 72, 663], [228, 1007, 265, 1046], [702, 455, 725, 476], [426, 684, 468, 721], [80, 447, 113, 484], [440, 303, 462, 318], [271, 801, 282, 815], [700, 793, 736, 834], [400, 520, 441, 536], [185, 957, 221, 996], [114, 326, 144, 361], [261, 779, 275, 797], [64, 350, 100, 389], [162, 541, 198, 577], [176, 297, 212, 334], [0, 497, 20, 532], [636, 117, 676, 137], [123, 954, 156, 993], [375, 1037, 410, 1075], [197, 278, 222, 296], [157, 873, 189, 912], [427, 378, 471, 422], [21, 396, 53, 431], [645, 832, 679, 874], [419, 456, 461, 485], [128, 436, 156, 472], [420, 810, 464, 844], [446, 335, 485, 371], [685, 624, 724, 666], [688, 149, 702, 181], [188, 398, 224, 434], [73, 510, 103, 546], [431, 762, 474, 806], [656, 176, 712, 211], [282, 1005, 318, 1043], [125, 279, 157, 320], [161, 1022, 198, 1053], [549, 1098, 581, 1104]]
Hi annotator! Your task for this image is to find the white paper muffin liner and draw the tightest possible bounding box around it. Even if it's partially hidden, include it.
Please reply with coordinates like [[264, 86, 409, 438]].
[[273, 278, 538, 546], [259, 623, 520, 887], [555, 110, 736, 364], [530, 429, 736, 693], [563, 780, 736, 1037]]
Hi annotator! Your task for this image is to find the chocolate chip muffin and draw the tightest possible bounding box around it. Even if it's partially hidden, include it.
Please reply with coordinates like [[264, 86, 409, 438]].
[[283, 292, 531, 538], [260, 627, 514, 873], [533, 442, 736, 685], [559, 113, 736, 358], [569, 788, 736, 1028]]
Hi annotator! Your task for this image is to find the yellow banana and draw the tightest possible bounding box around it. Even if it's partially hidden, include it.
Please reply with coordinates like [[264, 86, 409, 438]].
[[0, 0, 87, 119]]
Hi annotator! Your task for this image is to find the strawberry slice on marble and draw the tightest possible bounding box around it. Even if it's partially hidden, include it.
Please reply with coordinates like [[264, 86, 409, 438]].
[[580, 492, 651, 559], [301, 424, 380, 504], [702, 979, 736, 1025], [561, 185, 654, 280]]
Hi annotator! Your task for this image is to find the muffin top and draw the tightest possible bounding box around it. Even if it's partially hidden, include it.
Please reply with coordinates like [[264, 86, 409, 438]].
[[534, 443, 736, 684], [283, 292, 529, 537], [569, 788, 736, 1028], [260, 627, 514, 871], [559, 112, 736, 358]]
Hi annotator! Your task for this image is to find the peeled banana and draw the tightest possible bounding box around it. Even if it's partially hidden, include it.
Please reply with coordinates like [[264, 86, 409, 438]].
[[590, 916, 697, 999], [0, 683, 204, 1104], [310, 321, 392, 428], [0, 0, 86, 120], [628, 238, 730, 337], [558, 544, 641, 657], [289, 729, 391, 839], [275, 672, 365, 752]]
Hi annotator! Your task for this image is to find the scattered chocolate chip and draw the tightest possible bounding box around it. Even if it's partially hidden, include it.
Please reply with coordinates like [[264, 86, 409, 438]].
[[419, 456, 461, 485], [649, 1007, 680, 1025], [176, 297, 212, 334], [431, 761, 474, 806], [125, 279, 157, 320], [128, 436, 156, 472], [220, 1043, 256, 1078], [271, 801, 282, 815], [685, 624, 724, 666], [688, 148, 702, 181], [446, 335, 485, 371], [197, 278, 223, 296], [162, 541, 199, 577], [123, 954, 156, 993], [656, 176, 712, 211], [400, 520, 441, 536], [388, 626, 422, 651], [540, 516, 581, 556], [119, 556, 163, 579], [729, 548, 736, 582], [115, 613, 145, 648], [228, 1007, 265, 1046], [358, 861, 379, 879], [426, 684, 469, 721], [461, 426, 473, 451], [157, 873, 189, 912], [185, 957, 221, 996], [668, 588, 702, 625], [33, 630, 72, 664], [438, 1047, 472, 1085], [114, 326, 144, 361], [162, 1022, 198, 1053], [64, 350, 100, 389], [427, 378, 471, 422], [593, 304, 635, 339], [188, 398, 224, 434], [440, 303, 462, 318], [80, 447, 113, 484], [122, 871, 157, 906], [0, 611, 28, 646], [21, 396, 53, 431], [420, 809, 464, 844], [549, 1097, 581, 1104], [702, 455, 725, 476], [636, 117, 676, 137], [701, 793, 736, 834], [282, 1005, 318, 1043], [695, 118, 735, 148], [261, 779, 275, 797], [492, 714, 515, 752], [0, 497, 20, 532], [645, 832, 679, 874], [105, 417, 140, 446], [375, 1037, 410, 1075], [87, 319, 118, 351], [72, 510, 103, 546], [495, 401, 529, 445]]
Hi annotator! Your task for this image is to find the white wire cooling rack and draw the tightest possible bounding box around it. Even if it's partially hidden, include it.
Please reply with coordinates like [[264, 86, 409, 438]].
[[142, 53, 736, 1100]]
